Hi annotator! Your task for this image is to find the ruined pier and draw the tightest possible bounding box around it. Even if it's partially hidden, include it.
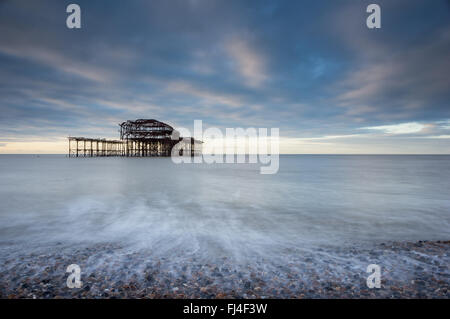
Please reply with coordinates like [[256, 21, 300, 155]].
[[68, 119, 202, 157]]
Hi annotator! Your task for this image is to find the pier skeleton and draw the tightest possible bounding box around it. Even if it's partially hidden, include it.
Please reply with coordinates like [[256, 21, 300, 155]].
[[68, 119, 202, 157]]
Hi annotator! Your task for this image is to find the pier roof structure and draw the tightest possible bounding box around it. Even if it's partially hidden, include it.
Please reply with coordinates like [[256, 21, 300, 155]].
[[119, 119, 175, 140]]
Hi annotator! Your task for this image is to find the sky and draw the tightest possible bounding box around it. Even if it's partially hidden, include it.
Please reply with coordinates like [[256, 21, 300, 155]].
[[0, 0, 449, 154]]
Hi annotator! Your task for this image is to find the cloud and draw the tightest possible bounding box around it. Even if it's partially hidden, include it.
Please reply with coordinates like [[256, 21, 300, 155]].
[[0, 29, 115, 83], [422, 135, 450, 139], [362, 122, 425, 135], [360, 120, 450, 138], [296, 134, 367, 140], [226, 37, 267, 88], [166, 80, 245, 108], [0, 0, 449, 154], [331, 1, 450, 124]]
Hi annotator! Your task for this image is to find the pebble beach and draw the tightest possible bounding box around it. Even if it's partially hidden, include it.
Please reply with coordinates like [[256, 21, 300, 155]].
[[1, 240, 448, 299]]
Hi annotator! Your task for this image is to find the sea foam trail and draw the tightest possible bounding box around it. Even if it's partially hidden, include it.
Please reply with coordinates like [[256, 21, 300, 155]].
[[0, 155, 449, 297], [1, 155, 450, 258], [0, 240, 449, 298]]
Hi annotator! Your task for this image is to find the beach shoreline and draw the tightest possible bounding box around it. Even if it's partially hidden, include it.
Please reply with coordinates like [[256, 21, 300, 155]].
[[1, 240, 448, 299]]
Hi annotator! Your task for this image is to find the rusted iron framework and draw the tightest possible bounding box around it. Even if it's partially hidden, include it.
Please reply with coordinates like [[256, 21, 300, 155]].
[[68, 137, 124, 157], [68, 119, 202, 157]]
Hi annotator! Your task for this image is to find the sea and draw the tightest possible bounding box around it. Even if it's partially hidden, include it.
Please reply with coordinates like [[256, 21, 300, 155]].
[[0, 154, 449, 294]]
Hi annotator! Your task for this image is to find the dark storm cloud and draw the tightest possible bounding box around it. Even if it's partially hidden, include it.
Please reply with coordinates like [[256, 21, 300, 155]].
[[0, 0, 449, 147]]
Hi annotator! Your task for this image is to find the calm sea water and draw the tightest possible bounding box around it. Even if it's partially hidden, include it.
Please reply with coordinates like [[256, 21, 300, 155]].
[[0, 155, 449, 259]]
